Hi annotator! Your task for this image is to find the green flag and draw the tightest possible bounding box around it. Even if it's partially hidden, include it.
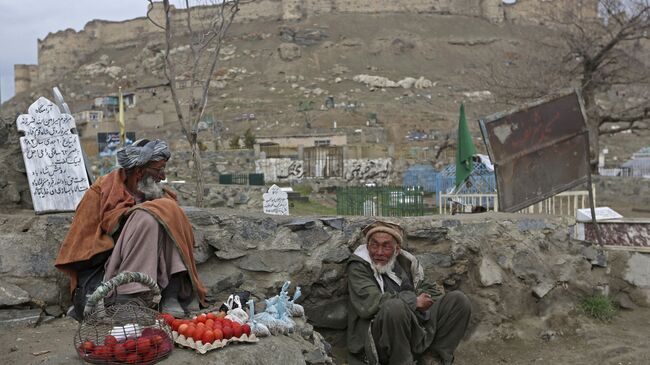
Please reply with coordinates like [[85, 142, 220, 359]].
[[455, 103, 475, 188]]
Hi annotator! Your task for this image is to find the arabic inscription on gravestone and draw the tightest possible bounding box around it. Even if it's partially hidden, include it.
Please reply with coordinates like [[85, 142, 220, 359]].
[[16, 97, 90, 213], [263, 184, 289, 215]]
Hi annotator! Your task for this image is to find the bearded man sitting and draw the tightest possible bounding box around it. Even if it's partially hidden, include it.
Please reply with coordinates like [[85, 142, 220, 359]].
[[55, 139, 206, 319], [347, 221, 471, 365]]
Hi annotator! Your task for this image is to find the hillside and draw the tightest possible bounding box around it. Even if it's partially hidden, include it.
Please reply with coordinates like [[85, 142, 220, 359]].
[[2, 10, 649, 165]]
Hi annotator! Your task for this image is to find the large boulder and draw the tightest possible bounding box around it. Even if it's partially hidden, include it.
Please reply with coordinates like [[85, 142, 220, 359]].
[[0, 214, 70, 304]]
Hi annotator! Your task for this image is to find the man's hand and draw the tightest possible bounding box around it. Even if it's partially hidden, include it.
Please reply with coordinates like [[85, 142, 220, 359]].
[[416, 293, 433, 311]]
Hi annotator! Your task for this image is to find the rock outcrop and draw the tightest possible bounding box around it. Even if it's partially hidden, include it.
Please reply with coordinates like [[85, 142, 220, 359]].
[[1, 209, 647, 346]]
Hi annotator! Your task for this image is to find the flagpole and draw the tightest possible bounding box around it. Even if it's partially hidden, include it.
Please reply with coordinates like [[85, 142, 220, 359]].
[[118, 86, 125, 146]]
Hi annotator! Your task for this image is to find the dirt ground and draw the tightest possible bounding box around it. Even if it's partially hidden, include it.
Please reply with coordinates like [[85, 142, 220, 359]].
[[455, 307, 650, 365], [2, 307, 649, 365]]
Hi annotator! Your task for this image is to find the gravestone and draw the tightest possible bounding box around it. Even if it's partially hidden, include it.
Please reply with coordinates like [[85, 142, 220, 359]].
[[576, 207, 623, 222], [16, 97, 90, 213], [263, 184, 289, 215]]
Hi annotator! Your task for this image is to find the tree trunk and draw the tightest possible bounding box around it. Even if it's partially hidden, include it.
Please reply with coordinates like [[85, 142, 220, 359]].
[[581, 83, 600, 172], [190, 141, 205, 207]]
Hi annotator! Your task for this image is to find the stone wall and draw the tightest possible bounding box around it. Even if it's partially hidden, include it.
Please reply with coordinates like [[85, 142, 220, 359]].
[[307, 0, 598, 24], [0, 118, 31, 209], [256, 158, 304, 183], [13, 65, 39, 95], [501, 0, 598, 24], [2, 210, 647, 344], [343, 158, 392, 185]]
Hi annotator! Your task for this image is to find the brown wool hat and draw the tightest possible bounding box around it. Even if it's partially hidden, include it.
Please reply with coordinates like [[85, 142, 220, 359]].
[[362, 220, 405, 246]]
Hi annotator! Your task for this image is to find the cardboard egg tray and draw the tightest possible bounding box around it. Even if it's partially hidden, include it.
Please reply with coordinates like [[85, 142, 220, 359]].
[[172, 331, 259, 354]]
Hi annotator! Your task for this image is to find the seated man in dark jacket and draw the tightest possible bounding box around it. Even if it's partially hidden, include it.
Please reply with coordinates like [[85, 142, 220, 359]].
[[347, 221, 471, 365]]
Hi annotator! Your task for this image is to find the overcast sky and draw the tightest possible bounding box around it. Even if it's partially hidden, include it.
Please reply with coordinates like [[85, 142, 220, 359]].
[[0, 0, 150, 103]]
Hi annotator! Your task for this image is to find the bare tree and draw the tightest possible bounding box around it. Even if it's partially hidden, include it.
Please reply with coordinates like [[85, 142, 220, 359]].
[[147, 0, 240, 207], [563, 0, 650, 166], [486, 0, 650, 169]]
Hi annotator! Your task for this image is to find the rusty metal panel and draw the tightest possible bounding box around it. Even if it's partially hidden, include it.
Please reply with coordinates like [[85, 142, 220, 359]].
[[479, 90, 590, 212]]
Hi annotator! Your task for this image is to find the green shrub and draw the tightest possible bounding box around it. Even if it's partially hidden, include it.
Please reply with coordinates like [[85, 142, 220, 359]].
[[580, 294, 616, 321], [229, 135, 240, 149], [243, 128, 256, 149]]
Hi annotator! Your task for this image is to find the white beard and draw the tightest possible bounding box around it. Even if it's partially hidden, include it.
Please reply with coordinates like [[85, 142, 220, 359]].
[[137, 176, 164, 201], [372, 251, 398, 274]]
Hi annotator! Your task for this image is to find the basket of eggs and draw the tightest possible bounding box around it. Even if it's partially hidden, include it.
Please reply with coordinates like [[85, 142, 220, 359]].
[[74, 272, 174, 364]]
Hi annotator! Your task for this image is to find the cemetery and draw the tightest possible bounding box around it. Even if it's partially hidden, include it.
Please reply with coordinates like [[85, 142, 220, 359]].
[[0, 83, 648, 365], [0, 0, 649, 364]]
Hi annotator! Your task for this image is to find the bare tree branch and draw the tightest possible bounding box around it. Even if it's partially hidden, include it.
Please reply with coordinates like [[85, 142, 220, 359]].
[[151, 0, 240, 206], [146, 0, 165, 30]]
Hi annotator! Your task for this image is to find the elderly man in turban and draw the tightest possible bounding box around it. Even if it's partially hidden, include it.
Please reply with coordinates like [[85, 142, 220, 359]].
[[55, 139, 206, 319], [347, 221, 471, 365]]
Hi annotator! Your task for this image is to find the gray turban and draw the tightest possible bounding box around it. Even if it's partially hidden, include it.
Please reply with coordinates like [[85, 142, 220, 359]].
[[116, 139, 171, 169]]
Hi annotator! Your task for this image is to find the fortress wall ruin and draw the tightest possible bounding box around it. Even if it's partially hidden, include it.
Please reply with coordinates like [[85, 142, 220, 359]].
[[13, 64, 39, 95], [27, 0, 598, 88]]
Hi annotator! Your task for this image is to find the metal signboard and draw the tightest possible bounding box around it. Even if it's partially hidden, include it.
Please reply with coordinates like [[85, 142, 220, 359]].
[[479, 90, 591, 212], [97, 132, 136, 157]]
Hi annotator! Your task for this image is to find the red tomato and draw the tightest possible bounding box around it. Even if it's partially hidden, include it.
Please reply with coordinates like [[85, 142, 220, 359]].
[[125, 352, 138, 364], [193, 327, 206, 342], [137, 337, 152, 353], [161, 313, 175, 325], [178, 323, 189, 336], [91, 345, 108, 360], [171, 319, 182, 331], [105, 345, 115, 358], [104, 335, 118, 348], [213, 328, 224, 341], [222, 326, 233, 339], [140, 349, 156, 363], [185, 326, 196, 340], [114, 344, 128, 361], [80, 340, 95, 353], [202, 330, 215, 344], [242, 324, 251, 336], [150, 335, 164, 346], [124, 339, 137, 352]]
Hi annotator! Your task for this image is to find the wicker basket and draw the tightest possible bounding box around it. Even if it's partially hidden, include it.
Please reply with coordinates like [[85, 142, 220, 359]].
[[74, 272, 173, 365]]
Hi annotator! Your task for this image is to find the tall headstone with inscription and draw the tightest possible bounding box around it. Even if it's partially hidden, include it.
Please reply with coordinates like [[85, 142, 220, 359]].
[[16, 97, 90, 213], [263, 184, 289, 215]]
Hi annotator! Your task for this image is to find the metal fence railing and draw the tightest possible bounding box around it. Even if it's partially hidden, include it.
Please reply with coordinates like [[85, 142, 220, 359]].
[[219, 173, 265, 186], [337, 186, 425, 217], [438, 189, 595, 216]]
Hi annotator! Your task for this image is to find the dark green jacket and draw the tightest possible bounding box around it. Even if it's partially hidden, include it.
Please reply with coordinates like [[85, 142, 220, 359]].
[[346, 245, 444, 359]]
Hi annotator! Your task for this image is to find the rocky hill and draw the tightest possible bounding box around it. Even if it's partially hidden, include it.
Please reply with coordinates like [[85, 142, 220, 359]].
[[2, 1, 648, 166]]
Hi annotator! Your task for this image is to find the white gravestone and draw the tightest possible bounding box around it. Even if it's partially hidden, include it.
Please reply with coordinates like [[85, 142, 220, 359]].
[[16, 97, 90, 213], [263, 184, 289, 215], [576, 207, 623, 222]]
